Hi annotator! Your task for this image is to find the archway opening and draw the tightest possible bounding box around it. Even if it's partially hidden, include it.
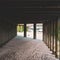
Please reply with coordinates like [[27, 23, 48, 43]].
[[26, 24, 34, 38], [17, 24, 24, 37], [36, 23, 43, 40]]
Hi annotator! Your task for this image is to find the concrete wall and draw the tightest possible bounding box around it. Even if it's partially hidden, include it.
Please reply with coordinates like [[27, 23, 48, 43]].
[[0, 19, 17, 47]]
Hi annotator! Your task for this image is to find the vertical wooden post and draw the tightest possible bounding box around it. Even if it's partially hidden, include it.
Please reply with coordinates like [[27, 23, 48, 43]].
[[45, 23, 47, 45], [24, 23, 26, 37], [50, 19, 55, 52], [43, 22, 46, 43], [47, 23, 49, 47], [47, 25, 48, 46], [43, 23, 44, 42], [52, 20, 55, 54], [44, 23, 46, 43], [49, 20, 51, 51], [43, 22, 47, 44], [48, 21, 51, 48], [55, 19, 58, 57], [47, 22, 49, 46], [34, 23, 36, 39]]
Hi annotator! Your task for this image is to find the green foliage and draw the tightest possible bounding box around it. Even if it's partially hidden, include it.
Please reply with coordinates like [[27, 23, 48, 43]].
[[17, 25, 24, 32], [17, 25, 28, 32], [26, 27, 28, 31]]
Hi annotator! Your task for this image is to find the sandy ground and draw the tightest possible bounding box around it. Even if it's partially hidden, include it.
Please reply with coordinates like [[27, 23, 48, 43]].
[[0, 36, 59, 60]]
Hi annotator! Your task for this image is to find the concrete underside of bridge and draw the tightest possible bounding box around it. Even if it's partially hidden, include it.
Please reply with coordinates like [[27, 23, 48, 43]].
[[0, 0, 60, 59]]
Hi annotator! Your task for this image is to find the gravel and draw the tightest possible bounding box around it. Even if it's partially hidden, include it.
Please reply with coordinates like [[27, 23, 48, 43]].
[[0, 36, 59, 60]]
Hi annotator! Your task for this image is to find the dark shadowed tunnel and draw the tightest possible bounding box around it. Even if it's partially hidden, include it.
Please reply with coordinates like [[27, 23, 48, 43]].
[[0, 0, 60, 60]]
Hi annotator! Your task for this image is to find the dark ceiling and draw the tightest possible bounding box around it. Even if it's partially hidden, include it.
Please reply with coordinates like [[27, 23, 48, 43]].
[[0, 0, 60, 23]]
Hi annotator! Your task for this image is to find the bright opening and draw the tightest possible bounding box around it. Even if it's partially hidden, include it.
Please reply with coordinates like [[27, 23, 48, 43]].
[[26, 24, 34, 38], [36, 23, 43, 40], [17, 24, 24, 37]]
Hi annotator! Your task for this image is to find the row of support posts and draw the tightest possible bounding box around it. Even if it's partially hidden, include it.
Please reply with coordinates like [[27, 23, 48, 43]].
[[43, 18, 59, 58], [19, 19, 59, 58]]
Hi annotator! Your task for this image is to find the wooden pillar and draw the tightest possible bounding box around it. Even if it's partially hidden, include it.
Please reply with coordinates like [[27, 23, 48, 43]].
[[48, 22, 49, 48], [50, 19, 55, 52], [44, 25, 46, 43], [34, 23, 36, 39], [48, 23, 49, 47], [43, 23, 45, 42], [43, 22, 47, 44], [45, 22, 48, 45], [50, 20, 52, 51], [52, 20, 55, 54], [55, 19, 58, 57], [46, 22, 49, 46], [47, 22, 49, 46], [24, 23, 26, 37], [48, 21, 51, 48], [43, 23, 45, 41]]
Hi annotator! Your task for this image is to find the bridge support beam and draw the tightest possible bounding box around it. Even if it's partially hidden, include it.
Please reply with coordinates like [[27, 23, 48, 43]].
[[34, 23, 36, 39], [24, 23, 26, 37]]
